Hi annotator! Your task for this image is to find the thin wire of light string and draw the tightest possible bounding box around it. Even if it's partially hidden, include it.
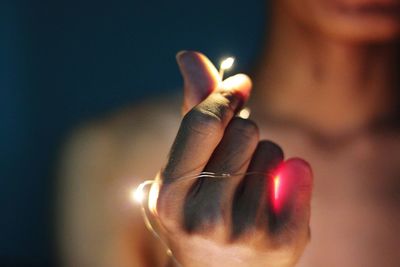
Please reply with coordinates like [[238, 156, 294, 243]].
[[136, 56, 253, 266], [135, 171, 268, 267]]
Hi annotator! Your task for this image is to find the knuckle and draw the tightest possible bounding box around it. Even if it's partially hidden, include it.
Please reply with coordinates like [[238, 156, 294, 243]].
[[257, 140, 284, 155], [229, 118, 259, 139], [255, 140, 285, 164], [182, 107, 224, 135]]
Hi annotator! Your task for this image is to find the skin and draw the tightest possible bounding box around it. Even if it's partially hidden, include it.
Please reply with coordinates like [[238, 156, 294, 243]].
[[154, 61, 313, 267], [58, 0, 400, 266]]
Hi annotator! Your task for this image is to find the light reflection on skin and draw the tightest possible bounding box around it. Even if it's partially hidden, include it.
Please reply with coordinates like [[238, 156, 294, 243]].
[[274, 175, 280, 201]]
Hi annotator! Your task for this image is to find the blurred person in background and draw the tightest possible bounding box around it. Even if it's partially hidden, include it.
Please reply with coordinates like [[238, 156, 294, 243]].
[[58, 0, 400, 266]]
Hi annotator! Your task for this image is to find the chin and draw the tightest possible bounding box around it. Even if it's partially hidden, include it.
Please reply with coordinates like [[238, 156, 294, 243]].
[[317, 10, 400, 43], [282, 0, 400, 43]]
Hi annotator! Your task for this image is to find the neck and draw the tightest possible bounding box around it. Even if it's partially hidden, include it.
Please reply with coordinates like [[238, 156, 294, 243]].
[[253, 6, 399, 138]]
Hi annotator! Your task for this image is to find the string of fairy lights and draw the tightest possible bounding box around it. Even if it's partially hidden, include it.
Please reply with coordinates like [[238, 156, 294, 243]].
[[130, 57, 257, 266]]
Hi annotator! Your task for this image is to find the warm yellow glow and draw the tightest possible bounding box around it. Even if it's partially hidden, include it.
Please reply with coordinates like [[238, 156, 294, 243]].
[[219, 57, 235, 80], [220, 57, 235, 70], [131, 187, 144, 204], [131, 180, 154, 204], [274, 175, 280, 200], [220, 73, 247, 91], [148, 181, 160, 214], [238, 108, 251, 119]]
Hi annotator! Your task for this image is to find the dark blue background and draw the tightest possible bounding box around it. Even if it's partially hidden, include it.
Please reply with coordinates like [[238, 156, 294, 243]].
[[0, 0, 266, 264]]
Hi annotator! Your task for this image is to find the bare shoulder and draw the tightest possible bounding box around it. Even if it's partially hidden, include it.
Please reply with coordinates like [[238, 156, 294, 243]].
[[60, 95, 182, 181], [57, 95, 181, 267]]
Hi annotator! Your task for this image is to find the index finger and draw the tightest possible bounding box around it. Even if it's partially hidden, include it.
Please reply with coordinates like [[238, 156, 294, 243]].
[[162, 74, 252, 186]]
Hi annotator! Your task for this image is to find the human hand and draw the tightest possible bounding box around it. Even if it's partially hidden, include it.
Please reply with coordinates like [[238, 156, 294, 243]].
[[152, 51, 313, 267]]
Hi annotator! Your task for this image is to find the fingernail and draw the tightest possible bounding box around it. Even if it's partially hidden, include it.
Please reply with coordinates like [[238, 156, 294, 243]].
[[175, 51, 200, 84], [176, 50, 188, 63]]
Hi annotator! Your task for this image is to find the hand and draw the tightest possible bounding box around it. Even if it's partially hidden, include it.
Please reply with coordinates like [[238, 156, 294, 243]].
[[152, 51, 313, 267]]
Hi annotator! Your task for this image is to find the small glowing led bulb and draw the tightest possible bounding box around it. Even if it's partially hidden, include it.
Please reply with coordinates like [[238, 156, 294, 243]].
[[218, 56, 251, 119], [220, 57, 235, 70], [131, 187, 144, 204], [238, 107, 251, 119], [219, 57, 235, 80], [130, 180, 158, 206]]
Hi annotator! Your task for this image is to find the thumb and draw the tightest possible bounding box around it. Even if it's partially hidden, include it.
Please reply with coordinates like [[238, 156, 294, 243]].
[[176, 51, 220, 114]]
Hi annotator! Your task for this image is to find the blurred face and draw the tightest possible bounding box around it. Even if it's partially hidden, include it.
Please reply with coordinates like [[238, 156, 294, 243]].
[[278, 0, 400, 42]]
